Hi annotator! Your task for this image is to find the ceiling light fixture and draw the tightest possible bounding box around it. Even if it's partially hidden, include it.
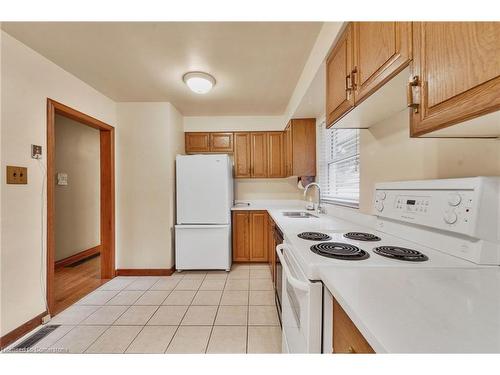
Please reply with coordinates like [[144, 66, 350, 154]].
[[182, 71, 216, 94]]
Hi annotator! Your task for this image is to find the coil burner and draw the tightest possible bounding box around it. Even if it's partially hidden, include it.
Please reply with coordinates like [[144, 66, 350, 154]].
[[373, 246, 429, 262], [343, 232, 381, 242], [297, 232, 332, 241], [310, 242, 369, 260]]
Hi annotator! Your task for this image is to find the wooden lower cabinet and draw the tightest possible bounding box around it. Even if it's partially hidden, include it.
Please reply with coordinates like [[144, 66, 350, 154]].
[[232, 210, 268, 262], [232, 211, 250, 262], [249, 211, 268, 261], [333, 298, 374, 354]]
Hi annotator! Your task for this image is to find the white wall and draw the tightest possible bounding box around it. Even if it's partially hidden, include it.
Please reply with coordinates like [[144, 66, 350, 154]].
[[359, 110, 500, 213], [55, 115, 100, 261], [0, 31, 117, 335], [116, 103, 184, 270], [285, 22, 344, 123], [184, 115, 284, 132]]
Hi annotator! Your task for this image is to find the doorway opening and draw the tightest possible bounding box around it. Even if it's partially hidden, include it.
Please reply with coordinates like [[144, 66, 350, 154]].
[[47, 99, 115, 315]]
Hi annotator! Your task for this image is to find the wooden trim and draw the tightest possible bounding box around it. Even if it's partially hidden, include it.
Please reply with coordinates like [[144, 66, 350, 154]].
[[99, 128, 116, 279], [47, 98, 116, 315], [49, 99, 114, 131], [116, 268, 175, 276], [0, 311, 47, 350], [54, 245, 101, 269]]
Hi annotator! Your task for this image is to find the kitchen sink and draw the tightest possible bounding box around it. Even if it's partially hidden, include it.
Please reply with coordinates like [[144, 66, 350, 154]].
[[282, 211, 318, 218]]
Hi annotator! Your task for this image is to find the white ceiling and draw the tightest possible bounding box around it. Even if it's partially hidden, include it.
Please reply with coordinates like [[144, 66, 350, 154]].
[[2, 22, 322, 116]]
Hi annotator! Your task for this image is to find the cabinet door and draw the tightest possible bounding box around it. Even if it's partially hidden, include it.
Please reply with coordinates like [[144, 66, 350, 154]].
[[249, 211, 268, 262], [234, 133, 251, 178], [333, 299, 374, 354], [232, 211, 250, 262], [267, 132, 285, 178], [185, 132, 210, 153], [410, 22, 500, 136], [291, 119, 316, 177], [250, 133, 268, 178], [326, 24, 355, 127], [210, 132, 233, 152], [353, 22, 411, 103]]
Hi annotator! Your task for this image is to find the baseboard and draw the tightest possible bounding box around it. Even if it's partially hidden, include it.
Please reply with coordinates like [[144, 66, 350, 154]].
[[0, 311, 48, 350], [115, 267, 175, 276], [55, 245, 101, 269]]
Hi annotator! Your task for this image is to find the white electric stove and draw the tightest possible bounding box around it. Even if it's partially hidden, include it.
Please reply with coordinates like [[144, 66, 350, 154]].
[[279, 177, 500, 353]]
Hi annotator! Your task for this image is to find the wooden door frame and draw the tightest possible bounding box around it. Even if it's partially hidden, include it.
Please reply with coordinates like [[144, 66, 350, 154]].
[[46, 98, 116, 314]]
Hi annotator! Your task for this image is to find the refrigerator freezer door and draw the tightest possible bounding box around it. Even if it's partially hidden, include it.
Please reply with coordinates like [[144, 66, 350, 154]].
[[175, 225, 231, 271], [176, 154, 233, 224]]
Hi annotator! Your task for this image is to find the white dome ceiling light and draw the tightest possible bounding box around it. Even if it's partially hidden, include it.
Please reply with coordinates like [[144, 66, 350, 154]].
[[182, 71, 216, 94]]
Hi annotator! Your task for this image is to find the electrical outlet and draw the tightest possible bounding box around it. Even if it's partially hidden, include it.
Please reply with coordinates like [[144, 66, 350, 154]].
[[42, 314, 51, 324], [31, 144, 42, 159], [6, 166, 28, 184]]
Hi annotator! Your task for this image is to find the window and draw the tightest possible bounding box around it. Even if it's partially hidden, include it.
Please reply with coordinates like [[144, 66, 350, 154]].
[[318, 122, 360, 208]]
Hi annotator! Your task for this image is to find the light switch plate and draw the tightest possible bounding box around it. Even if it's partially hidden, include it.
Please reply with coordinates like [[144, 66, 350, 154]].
[[57, 172, 68, 186], [7, 166, 28, 184]]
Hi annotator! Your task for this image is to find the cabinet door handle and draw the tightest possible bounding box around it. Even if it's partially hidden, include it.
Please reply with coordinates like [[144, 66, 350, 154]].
[[348, 346, 356, 354], [345, 73, 354, 100], [407, 75, 419, 113], [345, 74, 353, 92], [351, 67, 357, 91]]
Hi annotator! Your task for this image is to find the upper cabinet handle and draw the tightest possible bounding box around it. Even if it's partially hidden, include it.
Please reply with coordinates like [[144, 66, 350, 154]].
[[407, 75, 420, 113], [351, 67, 357, 91], [345, 74, 353, 100]]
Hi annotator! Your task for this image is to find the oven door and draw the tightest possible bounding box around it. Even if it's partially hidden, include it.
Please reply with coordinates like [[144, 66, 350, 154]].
[[274, 226, 283, 322], [276, 243, 322, 353]]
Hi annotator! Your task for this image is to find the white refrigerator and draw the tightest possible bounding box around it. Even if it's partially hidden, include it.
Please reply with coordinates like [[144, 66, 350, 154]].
[[175, 154, 233, 271]]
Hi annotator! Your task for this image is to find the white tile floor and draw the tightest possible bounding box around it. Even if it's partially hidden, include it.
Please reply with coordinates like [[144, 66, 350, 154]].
[[17, 264, 281, 354]]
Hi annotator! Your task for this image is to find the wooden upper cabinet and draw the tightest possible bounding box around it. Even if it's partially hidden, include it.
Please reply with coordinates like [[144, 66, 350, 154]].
[[210, 132, 233, 152], [284, 123, 293, 176], [250, 132, 268, 178], [185, 132, 210, 153], [249, 211, 268, 262], [267, 132, 285, 178], [232, 211, 250, 262], [234, 132, 251, 178], [326, 23, 355, 127], [333, 299, 374, 354], [353, 22, 411, 103], [410, 22, 500, 136], [286, 119, 316, 177]]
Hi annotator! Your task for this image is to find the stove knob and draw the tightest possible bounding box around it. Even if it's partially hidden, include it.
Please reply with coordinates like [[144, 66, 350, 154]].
[[448, 193, 462, 206], [376, 191, 386, 200], [444, 211, 458, 224], [375, 201, 384, 212]]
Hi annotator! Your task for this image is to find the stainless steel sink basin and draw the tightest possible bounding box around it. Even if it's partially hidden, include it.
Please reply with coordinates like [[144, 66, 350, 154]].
[[282, 211, 318, 218]]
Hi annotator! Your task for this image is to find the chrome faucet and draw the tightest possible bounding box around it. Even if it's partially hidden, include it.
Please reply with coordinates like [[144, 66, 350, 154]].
[[304, 182, 326, 214]]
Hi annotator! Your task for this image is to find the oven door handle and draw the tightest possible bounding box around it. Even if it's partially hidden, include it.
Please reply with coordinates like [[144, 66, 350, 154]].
[[276, 244, 309, 292]]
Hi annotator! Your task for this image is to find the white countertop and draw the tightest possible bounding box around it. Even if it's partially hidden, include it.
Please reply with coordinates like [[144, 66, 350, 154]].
[[231, 199, 500, 353], [319, 266, 500, 353]]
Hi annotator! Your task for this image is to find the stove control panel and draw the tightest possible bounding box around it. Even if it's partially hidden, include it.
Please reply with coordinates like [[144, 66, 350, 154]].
[[373, 177, 500, 240], [374, 189, 475, 234]]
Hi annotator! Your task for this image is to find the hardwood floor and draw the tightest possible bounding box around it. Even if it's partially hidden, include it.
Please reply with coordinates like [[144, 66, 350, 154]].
[[53, 255, 109, 315]]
